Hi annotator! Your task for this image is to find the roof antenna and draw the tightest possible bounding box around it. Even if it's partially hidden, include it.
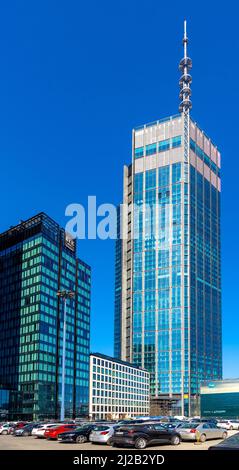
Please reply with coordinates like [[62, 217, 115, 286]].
[[179, 19, 192, 112]]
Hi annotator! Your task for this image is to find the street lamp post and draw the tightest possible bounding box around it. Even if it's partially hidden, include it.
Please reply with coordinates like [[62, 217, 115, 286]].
[[57, 290, 75, 422]]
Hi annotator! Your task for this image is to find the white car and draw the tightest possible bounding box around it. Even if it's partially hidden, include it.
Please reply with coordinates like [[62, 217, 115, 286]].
[[173, 416, 187, 421], [217, 420, 239, 430], [0, 424, 11, 435], [32, 423, 61, 438]]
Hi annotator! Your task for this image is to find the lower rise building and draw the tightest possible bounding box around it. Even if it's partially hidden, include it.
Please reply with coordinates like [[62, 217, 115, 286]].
[[201, 379, 239, 419]]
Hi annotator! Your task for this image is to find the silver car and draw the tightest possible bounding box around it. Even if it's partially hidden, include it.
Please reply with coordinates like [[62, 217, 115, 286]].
[[89, 424, 118, 444], [177, 422, 228, 442]]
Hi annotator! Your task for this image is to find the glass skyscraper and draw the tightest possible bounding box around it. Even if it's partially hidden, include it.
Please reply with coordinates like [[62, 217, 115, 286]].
[[0, 213, 91, 420], [114, 23, 222, 415]]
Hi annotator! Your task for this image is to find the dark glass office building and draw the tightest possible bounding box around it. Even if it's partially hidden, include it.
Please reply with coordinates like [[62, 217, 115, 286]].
[[0, 213, 91, 420]]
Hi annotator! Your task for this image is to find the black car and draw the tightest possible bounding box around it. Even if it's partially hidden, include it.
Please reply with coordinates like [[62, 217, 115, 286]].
[[58, 424, 97, 443], [208, 432, 239, 450], [110, 423, 181, 449]]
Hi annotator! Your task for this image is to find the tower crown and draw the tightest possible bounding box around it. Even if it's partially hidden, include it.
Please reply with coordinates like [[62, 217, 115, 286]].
[[179, 20, 192, 113]]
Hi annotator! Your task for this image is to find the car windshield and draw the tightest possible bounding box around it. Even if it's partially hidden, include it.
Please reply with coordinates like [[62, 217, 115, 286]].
[[75, 425, 92, 431], [93, 426, 110, 431]]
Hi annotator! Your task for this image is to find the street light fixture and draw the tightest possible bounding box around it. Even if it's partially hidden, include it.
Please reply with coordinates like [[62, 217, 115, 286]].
[[57, 290, 75, 421]]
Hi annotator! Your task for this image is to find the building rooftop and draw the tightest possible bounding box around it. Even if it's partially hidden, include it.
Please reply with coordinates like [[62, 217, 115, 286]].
[[90, 352, 149, 374], [134, 113, 219, 150], [134, 113, 181, 131]]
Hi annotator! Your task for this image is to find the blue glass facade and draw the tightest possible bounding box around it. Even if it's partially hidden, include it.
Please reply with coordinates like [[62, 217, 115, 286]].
[[0, 213, 91, 420], [132, 163, 188, 397], [115, 114, 222, 413], [190, 166, 222, 394], [114, 206, 122, 358]]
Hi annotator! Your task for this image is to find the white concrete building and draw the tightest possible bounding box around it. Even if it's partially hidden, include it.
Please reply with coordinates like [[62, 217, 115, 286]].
[[89, 353, 150, 420]]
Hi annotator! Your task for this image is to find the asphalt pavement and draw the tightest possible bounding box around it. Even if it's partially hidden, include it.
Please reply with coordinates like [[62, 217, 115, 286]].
[[0, 431, 236, 451]]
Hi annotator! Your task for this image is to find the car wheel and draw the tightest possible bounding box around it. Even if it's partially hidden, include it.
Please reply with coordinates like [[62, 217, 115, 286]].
[[222, 432, 227, 439], [76, 435, 87, 444], [230, 426, 233, 430], [2, 431, 8, 435], [135, 437, 147, 449], [171, 435, 181, 446], [200, 434, 206, 443]]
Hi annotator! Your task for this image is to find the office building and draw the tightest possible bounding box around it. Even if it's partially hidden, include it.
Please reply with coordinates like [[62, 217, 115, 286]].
[[201, 379, 239, 419], [89, 353, 150, 420], [114, 22, 222, 415], [0, 212, 91, 420]]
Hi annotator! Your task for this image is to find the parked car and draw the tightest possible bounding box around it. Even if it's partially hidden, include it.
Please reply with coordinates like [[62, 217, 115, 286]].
[[13, 423, 38, 436], [32, 423, 61, 438], [162, 422, 184, 430], [117, 419, 150, 425], [45, 424, 77, 440], [188, 418, 218, 426], [177, 422, 227, 442], [9, 422, 28, 434], [58, 424, 98, 443], [217, 420, 239, 430], [0, 424, 12, 435], [89, 424, 118, 444], [159, 418, 182, 426], [109, 423, 182, 449], [208, 432, 239, 450]]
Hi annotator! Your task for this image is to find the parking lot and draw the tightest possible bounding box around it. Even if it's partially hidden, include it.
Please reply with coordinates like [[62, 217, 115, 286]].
[[0, 431, 236, 451]]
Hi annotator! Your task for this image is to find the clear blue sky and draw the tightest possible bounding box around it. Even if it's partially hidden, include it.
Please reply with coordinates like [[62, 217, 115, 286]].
[[0, 1, 238, 378]]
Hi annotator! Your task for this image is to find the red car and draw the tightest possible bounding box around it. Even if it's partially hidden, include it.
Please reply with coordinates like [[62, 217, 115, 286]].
[[44, 424, 77, 440]]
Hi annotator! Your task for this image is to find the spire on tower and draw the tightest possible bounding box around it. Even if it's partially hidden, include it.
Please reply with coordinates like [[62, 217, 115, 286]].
[[179, 20, 192, 113]]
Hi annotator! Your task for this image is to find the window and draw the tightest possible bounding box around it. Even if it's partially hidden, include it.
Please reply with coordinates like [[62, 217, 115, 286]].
[[134, 147, 144, 159], [153, 424, 165, 430], [145, 169, 156, 189], [146, 143, 157, 156], [158, 139, 170, 152], [171, 135, 181, 148], [172, 163, 181, 184]]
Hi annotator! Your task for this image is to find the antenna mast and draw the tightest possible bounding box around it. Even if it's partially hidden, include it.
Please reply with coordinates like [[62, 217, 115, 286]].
[[179, 20, 192, 112]]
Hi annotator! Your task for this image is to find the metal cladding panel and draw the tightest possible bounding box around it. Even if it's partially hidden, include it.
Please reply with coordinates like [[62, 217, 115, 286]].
[[204, 163, 211, 181], [201, 380, 239, 395], [134, 129, 144, 148], [134, 116, 183, 149], [211, 144, 217, 164], [196, 127, 204, 148], [134, 158, 144, 173], [190, 119, 196, 140], [134, 147, 184, 174], [204, 136, 210, 156], [144, 125, 158, 145], [211, 171, 217, 188]]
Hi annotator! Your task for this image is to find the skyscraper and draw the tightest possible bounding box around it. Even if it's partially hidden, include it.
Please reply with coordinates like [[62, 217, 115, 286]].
[[0, 213, 91, 420], [114, 22, 222, 415]]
